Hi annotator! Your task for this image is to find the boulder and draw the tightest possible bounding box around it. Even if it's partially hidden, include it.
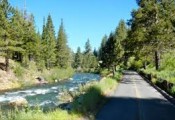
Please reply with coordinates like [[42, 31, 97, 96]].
[[8, 97, 28, 107], [36, 76, 48, 85], [36, 76, 45, 81]]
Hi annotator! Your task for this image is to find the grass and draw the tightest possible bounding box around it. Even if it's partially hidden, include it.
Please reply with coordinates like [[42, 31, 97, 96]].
[[141, 51, 175, 84], [0, 108, 82, 120], [142, 67, 175, 83], [72, 72, 122, 119], [41, 67, 74, 83], [1, 60, 75, 90], [140, 54, 175, 96], [99, 68, 111, 77]]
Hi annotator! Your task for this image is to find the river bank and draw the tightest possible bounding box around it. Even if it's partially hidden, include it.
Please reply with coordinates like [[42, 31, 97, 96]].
[[0, 73, 101, 110], [0, 59, 75, 92], [0, 70, 122, 120]]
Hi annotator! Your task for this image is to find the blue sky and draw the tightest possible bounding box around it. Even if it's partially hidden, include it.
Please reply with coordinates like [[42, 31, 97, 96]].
[[9, 0, 138, 52]]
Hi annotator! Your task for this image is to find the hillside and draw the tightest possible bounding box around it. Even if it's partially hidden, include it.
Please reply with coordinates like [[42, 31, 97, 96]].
[[0, 57, 20, 91]]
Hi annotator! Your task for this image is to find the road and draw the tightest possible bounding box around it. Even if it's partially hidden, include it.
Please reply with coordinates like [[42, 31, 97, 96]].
[[96, 71, 175, 120]]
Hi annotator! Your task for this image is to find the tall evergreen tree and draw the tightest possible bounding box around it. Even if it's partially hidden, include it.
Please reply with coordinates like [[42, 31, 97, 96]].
[[42, 14, 56, 69], [82, 39, 98, 70], [0, 3, 10, 71], [56, 19, 70, 68], [34, 31, 45, 70], [10, 9, 25, 61], [112, 20, 127, 66], [84, 39, 92, 54], [128, 0, 175, 70], [22, 14, 39, 65], [105, 33, 114, 69], [0, 2, 23, 72], [74, 47, 82, 69], [0, 0, 12, 18], [93, 48, 98, 57], [99, 35, 108, 67]]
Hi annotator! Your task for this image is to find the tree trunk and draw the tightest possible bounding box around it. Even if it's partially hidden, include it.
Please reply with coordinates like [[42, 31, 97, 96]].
[[112, 65, 115, 77], [4, 34, 9, 72], [155, 50, 160, 70], [114, 65, 117, 72], [144, 61, 147, 69], [5, 53, 9, 72]]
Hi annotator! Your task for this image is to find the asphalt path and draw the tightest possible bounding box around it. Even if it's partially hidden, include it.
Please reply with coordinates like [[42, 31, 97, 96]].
[[96, 71, 175, 120]]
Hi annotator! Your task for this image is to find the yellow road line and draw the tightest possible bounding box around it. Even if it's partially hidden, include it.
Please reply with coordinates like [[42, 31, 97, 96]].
[[133, 79, 141, 99], [132, 78, 142, 120]]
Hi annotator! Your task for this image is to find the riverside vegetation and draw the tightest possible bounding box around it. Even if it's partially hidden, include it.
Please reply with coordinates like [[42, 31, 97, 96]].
[[0, 70, 122, 120]]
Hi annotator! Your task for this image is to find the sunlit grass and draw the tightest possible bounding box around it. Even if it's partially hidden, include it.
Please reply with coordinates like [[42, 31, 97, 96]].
[[0, 108, 82, 120], [41, 67, 74, 82], [72, 72, 121, 119]]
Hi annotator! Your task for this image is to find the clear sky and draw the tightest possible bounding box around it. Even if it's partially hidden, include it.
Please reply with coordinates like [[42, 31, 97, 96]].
[[9, 0, 138, 52]]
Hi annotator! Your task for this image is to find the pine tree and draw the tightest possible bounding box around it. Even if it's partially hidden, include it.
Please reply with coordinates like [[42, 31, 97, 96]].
[[108, 33, 115, 69], [0, 0, 12, 18], [35, 31, 45, 70], [40, 17, 47, 68], [0, 2, 23, 72], [113, 20, 127, 66], [128, 0, 175, 70], [42, 14, 56, 69], [93, 48, 98, 57], [56, 19, 70, 68], [10, 9, 25, 61], [84, 39, 92, 54], [82, 39, 98, 71], [74, 47, 82, 69], [99, 35, 108, 67], [0, 4, 10, 71], [19, 13, 39, 67]]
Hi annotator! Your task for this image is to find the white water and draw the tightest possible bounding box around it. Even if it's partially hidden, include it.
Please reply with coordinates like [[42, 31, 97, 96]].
[[0, 73, 101, 109]]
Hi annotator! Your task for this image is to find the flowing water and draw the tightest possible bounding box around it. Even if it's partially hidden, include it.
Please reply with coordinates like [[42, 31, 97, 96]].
[[0, 73, 101, 109]]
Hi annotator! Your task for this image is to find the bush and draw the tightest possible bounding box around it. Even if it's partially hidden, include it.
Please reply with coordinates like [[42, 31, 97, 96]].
[[99, 69, 110, 77], [72, 76, 120, 118], [171, 86, 175, 96], [13, 63, 25, 78], [127, 57, 143, 70], [160, 51, 175, 71], [42, 67, 74, 82], [77, 86, 103, 114]]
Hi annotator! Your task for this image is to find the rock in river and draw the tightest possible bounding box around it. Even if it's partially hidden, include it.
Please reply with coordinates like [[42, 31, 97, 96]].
[[8, 97, 28, 107]]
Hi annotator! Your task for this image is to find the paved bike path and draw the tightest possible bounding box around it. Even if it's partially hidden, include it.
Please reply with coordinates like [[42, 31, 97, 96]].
[[96, 71, 175, 120]]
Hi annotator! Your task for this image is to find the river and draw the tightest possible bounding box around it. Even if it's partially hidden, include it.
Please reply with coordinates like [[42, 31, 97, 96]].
[[0, 73, 101, 110]]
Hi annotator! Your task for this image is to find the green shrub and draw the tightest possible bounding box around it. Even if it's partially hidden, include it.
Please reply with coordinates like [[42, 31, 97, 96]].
[[161, 51, 175, 71], [127, 56, 135, 69], [13, 63, 25, 78], [134, 60, 143, 69], [171, 86, 175, 96], [127, 57, 143, 70], [36, 60, 46, 71], [42, 67, 74, 82], [100, 69, 110, 77], [77, 86, 103, 114], [72, 76, 119, 118]]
